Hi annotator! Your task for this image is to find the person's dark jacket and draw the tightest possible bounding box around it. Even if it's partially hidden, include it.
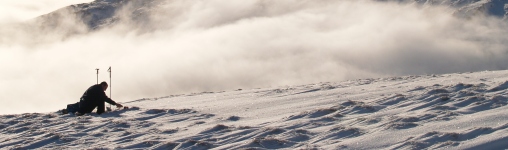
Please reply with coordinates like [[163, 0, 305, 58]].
[[78, 84, 117, 114]]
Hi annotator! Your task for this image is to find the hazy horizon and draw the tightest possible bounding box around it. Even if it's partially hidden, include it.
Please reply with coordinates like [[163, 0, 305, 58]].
[[1, 0, 508, 115]]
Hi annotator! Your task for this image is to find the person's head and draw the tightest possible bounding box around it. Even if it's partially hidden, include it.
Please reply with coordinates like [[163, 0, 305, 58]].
[[100, 81, 108, 91]]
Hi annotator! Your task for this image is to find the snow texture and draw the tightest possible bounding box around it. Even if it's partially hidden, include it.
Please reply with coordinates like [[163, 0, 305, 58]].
[[2, 70, 508, 149], [2, 0, 508, 149]]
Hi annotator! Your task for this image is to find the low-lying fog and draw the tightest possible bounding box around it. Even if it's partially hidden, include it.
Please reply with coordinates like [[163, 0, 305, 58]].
[[1, 0, 507, 114]]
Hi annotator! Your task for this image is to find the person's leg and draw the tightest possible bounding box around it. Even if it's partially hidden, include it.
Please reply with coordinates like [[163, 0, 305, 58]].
[[77, 101, 94, 116], [61, 108, 68, 115], [67, 102, 79, 114], [96, 102, 105, 115]]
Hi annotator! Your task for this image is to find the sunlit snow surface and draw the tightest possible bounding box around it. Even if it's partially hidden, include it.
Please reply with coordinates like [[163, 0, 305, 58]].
[[2, 70, 508, 149]]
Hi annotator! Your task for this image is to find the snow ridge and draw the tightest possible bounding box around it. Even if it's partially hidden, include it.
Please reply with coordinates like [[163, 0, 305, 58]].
[[1, 70, 508, 149], [35, 0, 508, 33]]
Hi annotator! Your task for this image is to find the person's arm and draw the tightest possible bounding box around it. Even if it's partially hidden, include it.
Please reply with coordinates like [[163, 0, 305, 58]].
[[98, 90, 123, 107], [104, 97, 117, 105], [104, 96, 124, 108]]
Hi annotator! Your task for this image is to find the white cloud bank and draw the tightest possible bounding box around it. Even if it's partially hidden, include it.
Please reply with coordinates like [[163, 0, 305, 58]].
[[1, 0, 508, 114]]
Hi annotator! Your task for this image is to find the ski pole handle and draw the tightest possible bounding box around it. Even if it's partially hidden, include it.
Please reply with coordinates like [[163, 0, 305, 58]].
[[95, 68, 99, 84]]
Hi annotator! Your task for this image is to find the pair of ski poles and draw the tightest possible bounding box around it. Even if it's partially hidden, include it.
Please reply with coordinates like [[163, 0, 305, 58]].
[[96, 67, 113, 111]]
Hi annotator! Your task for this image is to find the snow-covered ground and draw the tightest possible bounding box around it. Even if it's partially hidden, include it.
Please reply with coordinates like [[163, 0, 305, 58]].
[[2, 1, 508, 148], [2, 70, 508, 149]]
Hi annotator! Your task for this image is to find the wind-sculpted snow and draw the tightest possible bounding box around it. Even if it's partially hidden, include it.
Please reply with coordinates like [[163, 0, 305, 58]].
[[2, 70, 508, 149]]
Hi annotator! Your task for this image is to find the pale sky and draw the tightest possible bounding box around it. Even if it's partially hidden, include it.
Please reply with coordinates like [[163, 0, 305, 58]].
[[0, 0, 93, 23]]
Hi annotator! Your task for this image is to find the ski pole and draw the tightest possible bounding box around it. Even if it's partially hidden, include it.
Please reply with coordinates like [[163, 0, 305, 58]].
[[108, 66, 112, 110], [95, 68, 99, 84]]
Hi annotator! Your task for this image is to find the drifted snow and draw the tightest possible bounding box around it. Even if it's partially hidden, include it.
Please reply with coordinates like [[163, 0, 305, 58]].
[[1, 70, 508, 149]]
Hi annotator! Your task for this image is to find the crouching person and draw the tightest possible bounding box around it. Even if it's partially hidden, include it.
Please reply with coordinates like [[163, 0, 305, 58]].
[[63, 81, 122, 116]]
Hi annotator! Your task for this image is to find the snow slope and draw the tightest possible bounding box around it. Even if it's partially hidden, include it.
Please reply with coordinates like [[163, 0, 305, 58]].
[[2, 70, 508, 149]]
